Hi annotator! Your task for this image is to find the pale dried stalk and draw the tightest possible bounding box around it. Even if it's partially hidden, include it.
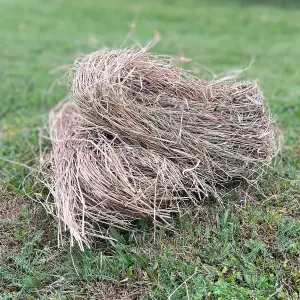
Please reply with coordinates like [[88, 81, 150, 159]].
[[41, 48, 277, 248]]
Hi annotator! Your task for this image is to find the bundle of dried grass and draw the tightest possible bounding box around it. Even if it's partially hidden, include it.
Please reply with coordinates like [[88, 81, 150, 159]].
[[42, 48, 276, 249]]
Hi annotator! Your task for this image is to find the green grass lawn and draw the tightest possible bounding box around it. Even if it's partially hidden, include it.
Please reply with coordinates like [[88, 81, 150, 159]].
[[0, 0, 299, 299]]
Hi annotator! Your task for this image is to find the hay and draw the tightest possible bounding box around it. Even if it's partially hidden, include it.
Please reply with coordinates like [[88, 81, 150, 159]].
[[41, 48, 277, 249]]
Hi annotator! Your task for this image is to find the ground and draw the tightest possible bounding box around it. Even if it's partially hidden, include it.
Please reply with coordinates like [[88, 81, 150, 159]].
[[0, 0, 299, 299]]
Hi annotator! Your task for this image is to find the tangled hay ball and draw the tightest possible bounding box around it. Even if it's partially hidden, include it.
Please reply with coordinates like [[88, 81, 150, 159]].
[[41, 48, 277, 249]]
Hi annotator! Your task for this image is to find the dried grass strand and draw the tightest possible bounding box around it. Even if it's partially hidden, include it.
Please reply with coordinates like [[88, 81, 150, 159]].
[[40, 48, 277, 248]]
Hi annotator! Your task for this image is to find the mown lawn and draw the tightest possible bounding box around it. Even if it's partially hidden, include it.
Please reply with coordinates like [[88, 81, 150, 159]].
[[0, 0, 299, 299]]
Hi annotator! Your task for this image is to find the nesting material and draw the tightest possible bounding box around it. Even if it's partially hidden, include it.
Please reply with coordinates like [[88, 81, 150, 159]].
[[42, 48, 276, 249]]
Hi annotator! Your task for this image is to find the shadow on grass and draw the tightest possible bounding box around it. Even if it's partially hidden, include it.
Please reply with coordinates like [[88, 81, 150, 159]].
[[238, 0, 300, 8]]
